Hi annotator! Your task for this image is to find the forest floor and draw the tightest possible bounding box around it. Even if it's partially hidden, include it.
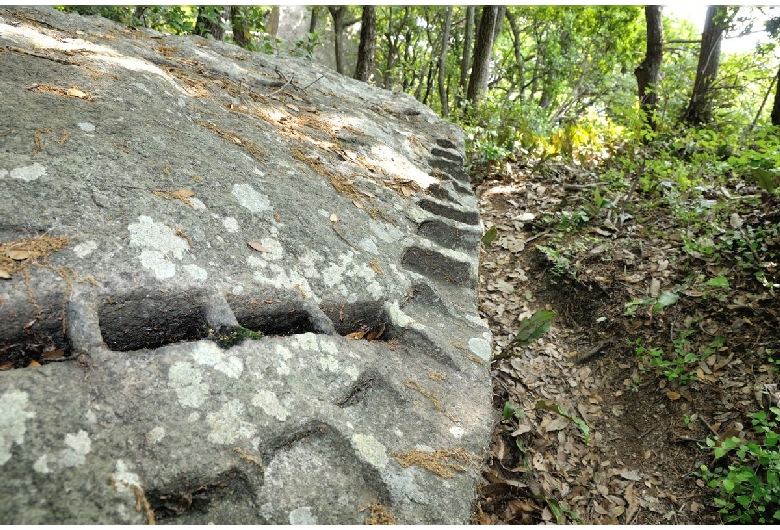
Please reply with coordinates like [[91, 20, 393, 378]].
[[470, 157, 780, 524]]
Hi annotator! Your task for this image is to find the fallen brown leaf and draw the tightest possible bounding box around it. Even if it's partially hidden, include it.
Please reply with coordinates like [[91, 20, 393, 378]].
[[247, 241, 269, 253]]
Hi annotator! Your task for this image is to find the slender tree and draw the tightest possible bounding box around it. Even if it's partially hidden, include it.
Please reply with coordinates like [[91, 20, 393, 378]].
[[329, 6, 348, 75], [684, 6, 732, 125], [771, 66, 780, 126], [309, 6, 320, 33], [467, 6, 500, 103], [194, 6, 226, 40], [230, 6, 251, 49], [328, 6, 360, 75], [635, 6, 664, 131], [460, 6, 475, 94], [354, 6, 377, 82], [438, 7, 453, 116]]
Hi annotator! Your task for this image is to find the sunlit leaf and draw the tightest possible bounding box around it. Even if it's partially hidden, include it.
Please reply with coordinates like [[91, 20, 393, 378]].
[[482, 225, 498, 247], [511, 310, 556, 346], [705, 276, 729, 289], [653, 291, 679, 312]]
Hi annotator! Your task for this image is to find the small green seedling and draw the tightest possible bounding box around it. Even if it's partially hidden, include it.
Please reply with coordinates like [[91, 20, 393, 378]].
[[535, 400, 590, 444], [482, 225, 498, 247], [494, 311, 557, 361], [503, 399, 524, 421]]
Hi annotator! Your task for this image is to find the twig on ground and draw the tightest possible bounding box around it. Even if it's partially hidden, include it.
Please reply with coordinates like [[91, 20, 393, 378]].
[[574, 338, 614, 365]]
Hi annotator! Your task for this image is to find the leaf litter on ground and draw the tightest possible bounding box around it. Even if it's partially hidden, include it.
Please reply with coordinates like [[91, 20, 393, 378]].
[[473, 158, 780, 524]]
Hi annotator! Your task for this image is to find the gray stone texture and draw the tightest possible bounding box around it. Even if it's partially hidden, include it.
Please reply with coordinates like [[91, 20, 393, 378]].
[[0, 7, 493, 524]]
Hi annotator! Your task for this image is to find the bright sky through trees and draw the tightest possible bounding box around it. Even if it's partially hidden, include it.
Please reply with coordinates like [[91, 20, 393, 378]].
[[666, 4, 771, 54]]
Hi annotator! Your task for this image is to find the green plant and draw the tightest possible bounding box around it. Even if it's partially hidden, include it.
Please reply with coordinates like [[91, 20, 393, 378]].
[[535, 400, 590, 444], [768, 349, 780, 372], [635, 330, 720, 385], [536, 245, 571, 278], [700, 407, 780, 523], [624, 288, 680, 316], [290, 31, 324, 59], [482, 225, 498, 248], [210, 325, 263, 348], [503, 399, 525, 421], [494, 311, 557, 360]]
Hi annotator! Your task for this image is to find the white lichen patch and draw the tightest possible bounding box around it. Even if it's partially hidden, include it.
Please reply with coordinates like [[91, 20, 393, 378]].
[[0, 169, 7, 179], [289, 507, 317, 525], [449, 426, 465, 439], [318, 355, 339, 373], [128, 216, 189, 260], [189, 197, 207, 211], [183, 264, 208, 281], [251, 390, 289, 421], [73, 240, 98, 258], [146, 426, 165, 445], [59, 430, 91, 467], [168, 361, 209, 408], [111, 460, 141, 493], [351, 433, 389, 469], [232, 183, 272, 213], [384, 300, 418, 329], [468, 337, 492, 362], [358, 237, 378, 254], [10, 163, 46, 182], [129, 216, 190, 280], [77, 122, 95, 132], [222, 216, 239, 233], [251, 266, 316, 301], [207, 399, 256, 444], [33, 454, 51, 474], [293, 333, 318, 352], [138, 250, 176, 279], [274, 344, 292, 376], [0, 390, 36, 466], [190, 342, 243, 378]]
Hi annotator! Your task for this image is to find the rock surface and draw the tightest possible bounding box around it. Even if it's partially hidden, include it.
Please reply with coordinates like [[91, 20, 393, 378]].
[[0, 7, 492, 524]]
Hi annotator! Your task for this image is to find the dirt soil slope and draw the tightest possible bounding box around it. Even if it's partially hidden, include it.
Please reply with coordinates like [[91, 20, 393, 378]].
[[473, 160, 779, 524]]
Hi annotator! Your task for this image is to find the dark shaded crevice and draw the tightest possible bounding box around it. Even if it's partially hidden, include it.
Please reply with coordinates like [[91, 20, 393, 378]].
[[430, 147, 463, 164], [418, 198, 480, 225], [225, 296, 333, 337], [98, 290, 210, 352], [418, 219, 480, 252], [320, 301, 398, 341], [401, 247, 472, 286], [148, 468, 256, 524]]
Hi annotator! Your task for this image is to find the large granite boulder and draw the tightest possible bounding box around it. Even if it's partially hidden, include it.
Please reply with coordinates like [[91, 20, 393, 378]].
[[0, 7, 493, 524]]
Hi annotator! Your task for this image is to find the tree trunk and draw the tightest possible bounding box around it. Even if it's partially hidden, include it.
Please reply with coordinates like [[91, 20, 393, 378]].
[[460, 7, 475, 94], [634, 6, 664, 131], [309, 6, 320, 33], [683, 6, 731, 125], [439, 7, 453, 116], [467, 6, 500, 103], [492, 6, 506, 45], [354, 6, 377, 82], [230, 6, 251, 49], [195, 6, 226, 41], [771, 65, 780, 126], [329, 6, 347, 75]]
